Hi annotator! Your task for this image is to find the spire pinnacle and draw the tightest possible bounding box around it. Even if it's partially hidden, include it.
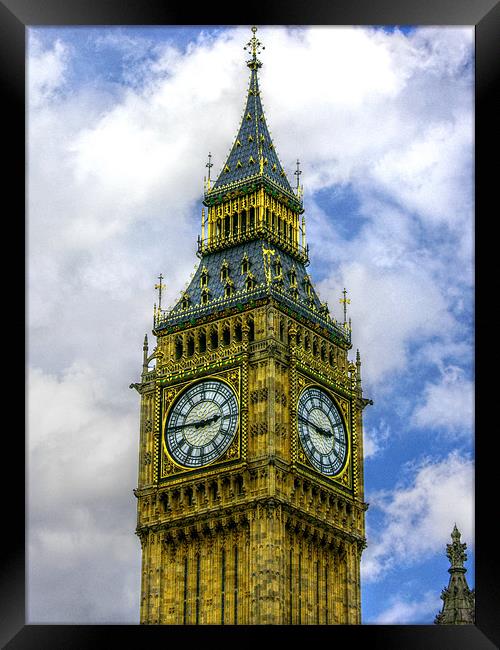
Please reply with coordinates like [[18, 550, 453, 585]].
[[435, 525, 475, 625], [244, 25, 264, 69], [205, 152, 213, 190], [155, 273, 166, 311], [294, 159, 302, 194], [206, 27, 295, 201], [339, 288, 351, 323], [446, 524, 467, 571]]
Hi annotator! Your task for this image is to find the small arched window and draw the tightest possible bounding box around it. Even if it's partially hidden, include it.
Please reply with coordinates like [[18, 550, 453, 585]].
[[200, 267, 209, 288], [245, 272, 256, 291], [220, 261, 230, 282], [241, 254, 250, 275], [224, 280, 234, 298]]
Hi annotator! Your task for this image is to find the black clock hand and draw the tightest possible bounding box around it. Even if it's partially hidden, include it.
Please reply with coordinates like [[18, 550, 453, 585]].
[[172, 413, 220, 431], [298, 415, 331, 437], [194, 413, 220, 429]]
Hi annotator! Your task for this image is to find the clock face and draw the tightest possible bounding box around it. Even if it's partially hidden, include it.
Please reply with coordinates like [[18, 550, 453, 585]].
[[297, 386, 348, 476], [164, 379, 239, 468]]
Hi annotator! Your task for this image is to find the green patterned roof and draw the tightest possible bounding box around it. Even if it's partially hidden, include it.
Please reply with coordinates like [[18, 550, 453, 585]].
[[206, 30, 296, 201]]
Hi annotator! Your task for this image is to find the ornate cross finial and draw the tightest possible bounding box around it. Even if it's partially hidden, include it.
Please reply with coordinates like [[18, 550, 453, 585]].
[[244, 25, 264, 69], [155, 273, 166, 311], [339, 287, 351, 323]]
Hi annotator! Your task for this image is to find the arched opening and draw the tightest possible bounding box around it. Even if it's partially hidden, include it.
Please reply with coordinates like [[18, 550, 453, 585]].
[[175, 337, 183, 360], [248, 318, 255, 342]]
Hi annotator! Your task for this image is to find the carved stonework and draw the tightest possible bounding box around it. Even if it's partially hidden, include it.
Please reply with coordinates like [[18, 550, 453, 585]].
[[435, 526, 475, 625], [250, 387, 268, 403]]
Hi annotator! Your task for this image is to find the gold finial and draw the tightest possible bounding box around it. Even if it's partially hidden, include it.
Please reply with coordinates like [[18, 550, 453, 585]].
[[262, 244, 275, 284], [295, 159, 304, 200], [155, 273, 166, 312], [244, 25, 264, 69], [339, 288, 351, 324], [204, 152, 213, 193], [201, 208, 206, 251]]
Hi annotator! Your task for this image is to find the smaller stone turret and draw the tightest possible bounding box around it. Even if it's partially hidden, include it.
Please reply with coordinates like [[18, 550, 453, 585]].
[[434, 524, 475, 624]]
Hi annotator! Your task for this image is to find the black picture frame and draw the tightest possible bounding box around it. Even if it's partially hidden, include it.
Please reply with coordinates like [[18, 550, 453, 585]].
[[6, 0, 498, 647]]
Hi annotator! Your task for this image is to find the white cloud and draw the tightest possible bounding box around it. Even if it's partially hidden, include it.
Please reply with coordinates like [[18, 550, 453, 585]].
[[361, 451, 474, 582], [363, 419, 391, 460], [28, 363, 141, 622], [318, 256, 456, 389], [28, 35, 70, 107], [372, 591, 442, 624], [371, 113, 473, 227], [411, 365, 474, 434]]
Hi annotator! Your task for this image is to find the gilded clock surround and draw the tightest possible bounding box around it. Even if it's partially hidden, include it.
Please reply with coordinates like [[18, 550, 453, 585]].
[[132, 27, 371, 625], [161, 369, 244, 477]]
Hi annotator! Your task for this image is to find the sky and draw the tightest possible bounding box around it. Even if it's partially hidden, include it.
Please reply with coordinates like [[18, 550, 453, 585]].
[[27, 25, 474, 625]]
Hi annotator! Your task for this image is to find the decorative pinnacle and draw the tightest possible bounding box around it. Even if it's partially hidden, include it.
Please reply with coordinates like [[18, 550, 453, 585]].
[[155, 273, 166, 311], [446, 524, 468, 571], [339, 287, 351, 323], [206, 152, 213, 182], [244, 25, 264, 69], [294, 159, 302, 193]]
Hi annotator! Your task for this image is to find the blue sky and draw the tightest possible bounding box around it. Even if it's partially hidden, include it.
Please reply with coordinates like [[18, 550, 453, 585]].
[[27, 25, 474, 625]]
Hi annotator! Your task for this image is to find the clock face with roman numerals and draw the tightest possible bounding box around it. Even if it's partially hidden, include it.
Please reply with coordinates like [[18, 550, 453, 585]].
[[297, 386, 348, 476], [164, 379, 239, 468]]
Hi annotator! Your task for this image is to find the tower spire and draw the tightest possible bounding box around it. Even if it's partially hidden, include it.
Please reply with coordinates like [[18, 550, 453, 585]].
[[435, 525, 475, 624], [206, 26, 295, 200]]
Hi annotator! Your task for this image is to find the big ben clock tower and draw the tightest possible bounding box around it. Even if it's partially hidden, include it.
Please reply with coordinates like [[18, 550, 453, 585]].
[[131, 27, 371, 625]]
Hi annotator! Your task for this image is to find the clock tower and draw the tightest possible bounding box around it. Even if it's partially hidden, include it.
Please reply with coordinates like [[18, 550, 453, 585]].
[[132, 27, 371, 625]]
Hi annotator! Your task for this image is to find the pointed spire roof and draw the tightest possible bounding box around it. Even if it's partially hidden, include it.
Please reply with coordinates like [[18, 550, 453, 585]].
[[434, 525, 475, 625], [207, 27, 296, 201]]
